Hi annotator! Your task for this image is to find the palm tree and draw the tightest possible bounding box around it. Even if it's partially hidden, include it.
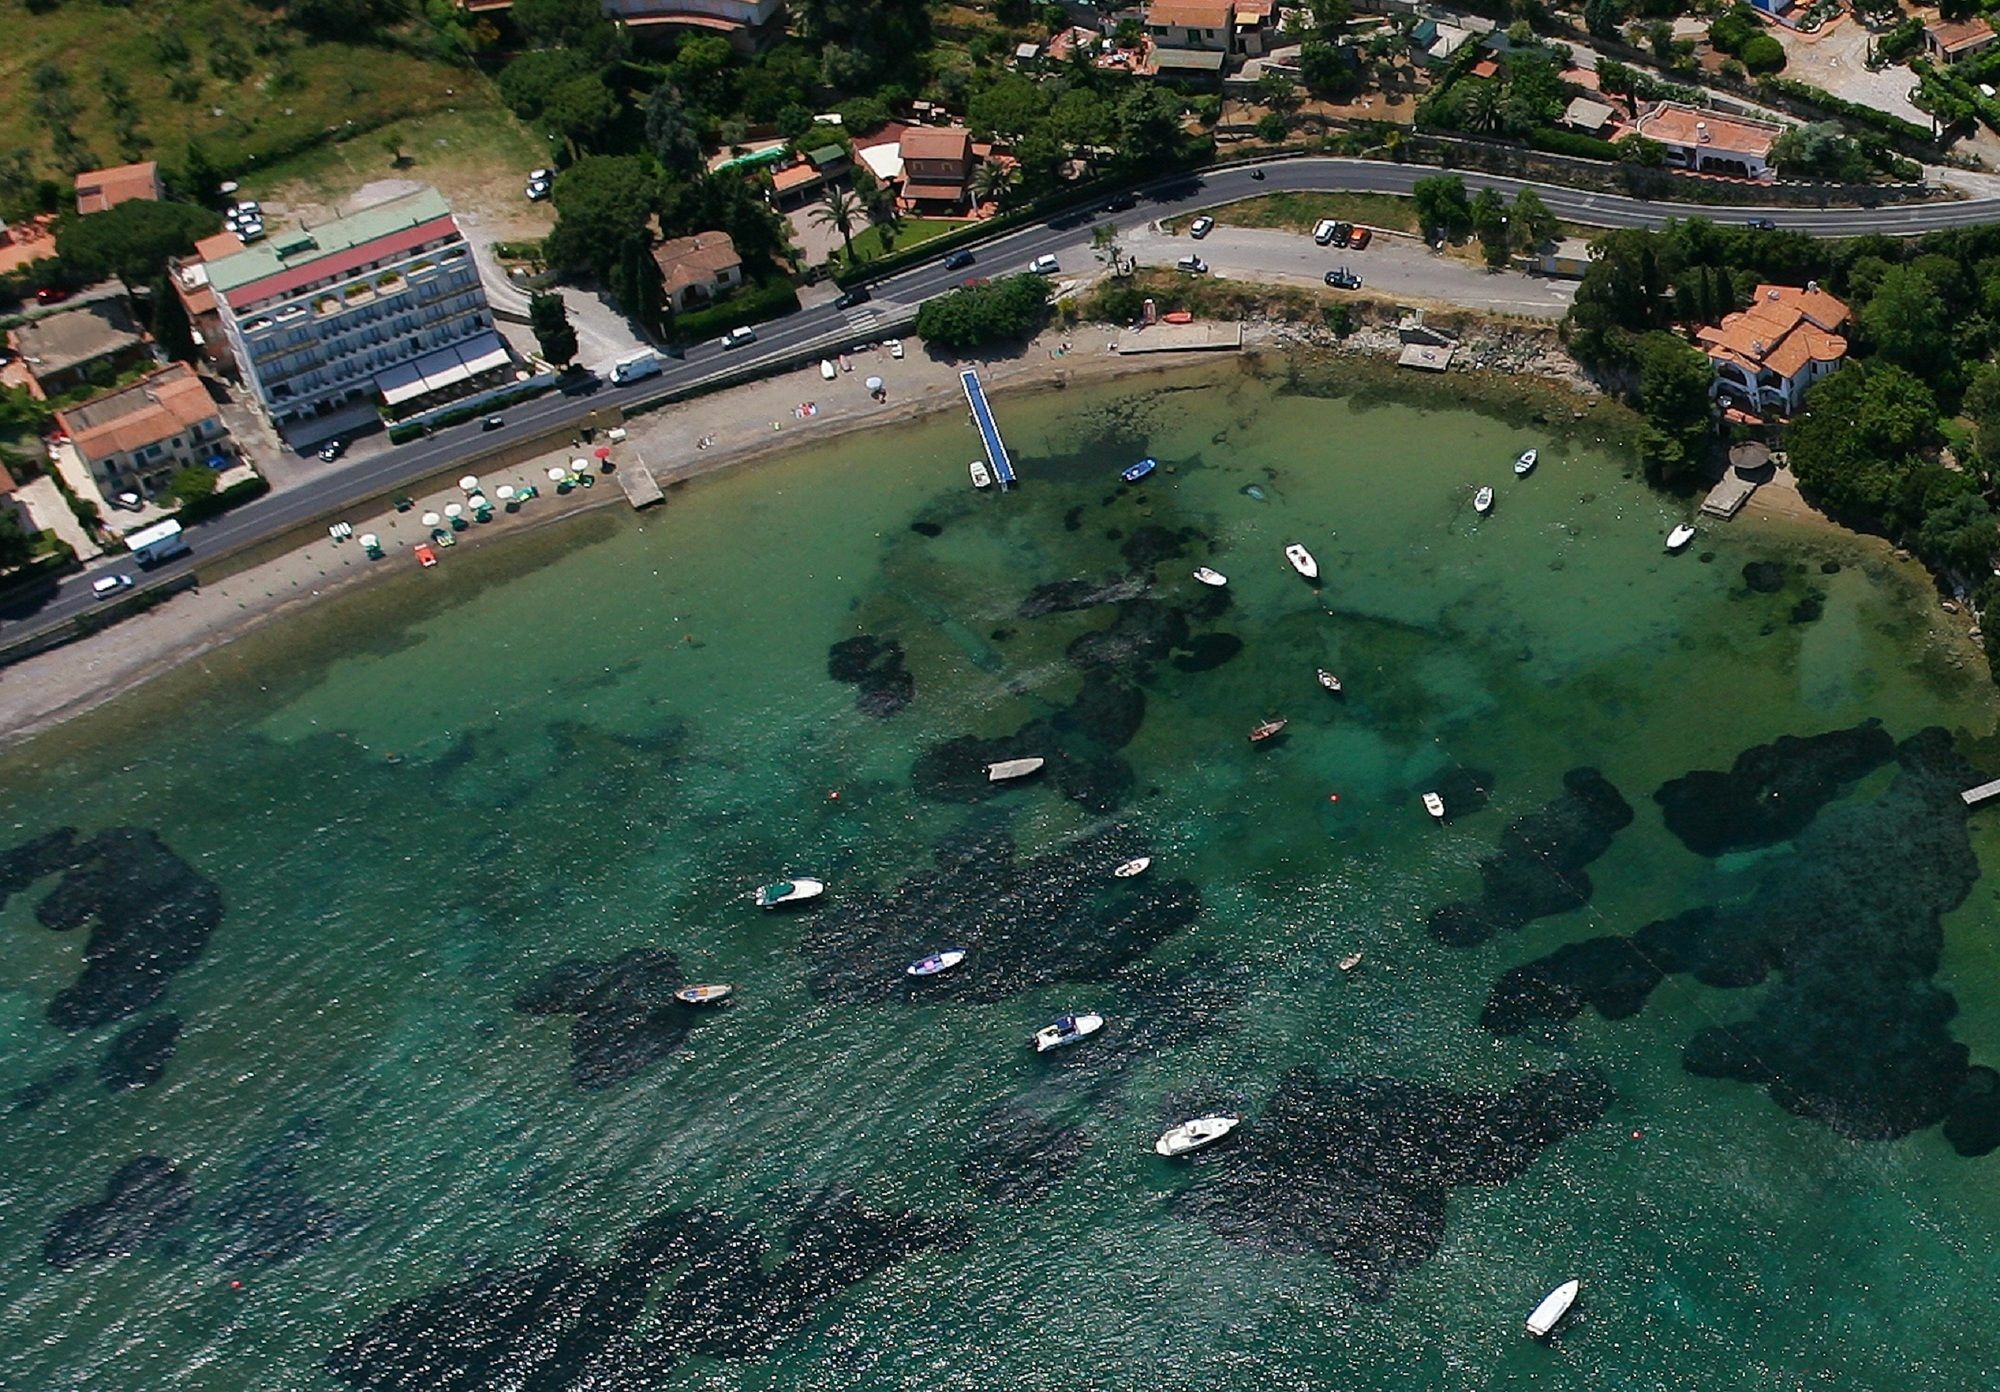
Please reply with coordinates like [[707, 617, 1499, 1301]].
[[811, 185, 865, 267], [971, 159, 1019, 211], [1464, 80, 1503, 135]]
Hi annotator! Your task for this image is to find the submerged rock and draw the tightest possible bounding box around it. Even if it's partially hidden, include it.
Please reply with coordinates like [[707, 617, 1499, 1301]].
[[1173, 1067, 1611, 1300], [1017, 576, 1147, 619], [1742, 560, 1787, 594], [45, 1156, 193, 1269], [1653, 721, 1895, 857], [1428, 768, 1632, 947], [211, 1119, 348, 1267], [1170, 632, 1244, 673], [826, 634, 914, 718], [99, 1013, 182, 1091], [959, 1104, 1088, 1205], [513, 949, 702, 1090]]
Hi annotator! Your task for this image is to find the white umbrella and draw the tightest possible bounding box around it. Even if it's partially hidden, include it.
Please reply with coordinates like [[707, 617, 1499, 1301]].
[[865, 375, 884, 391], [421, 511, 441, 527], [495, 485, 515, 501], [358, 533, 379, 549], [444, 502, 463, 518], [547, 465, 568, 481], [571, 458, 589, 471], [459, 475, 479, 492], [469, 496, 490, 513]]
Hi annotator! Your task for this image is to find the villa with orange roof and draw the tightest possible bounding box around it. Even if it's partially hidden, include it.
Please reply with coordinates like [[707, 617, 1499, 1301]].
[[1628, 101, 1783, 182], [1696, 283, 1850, 418]]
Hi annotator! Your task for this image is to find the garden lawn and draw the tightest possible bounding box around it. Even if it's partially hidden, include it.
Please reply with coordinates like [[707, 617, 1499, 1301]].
[[842, 218, 961, 267], [1167, 192, 1421, 236]]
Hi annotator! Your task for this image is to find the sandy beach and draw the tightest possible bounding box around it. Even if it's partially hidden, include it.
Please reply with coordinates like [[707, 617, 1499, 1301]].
[[0, 321, 1220, 745]]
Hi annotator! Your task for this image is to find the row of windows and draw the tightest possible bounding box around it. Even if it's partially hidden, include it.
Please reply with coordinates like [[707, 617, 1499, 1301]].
[[246, 296, 491, 382]]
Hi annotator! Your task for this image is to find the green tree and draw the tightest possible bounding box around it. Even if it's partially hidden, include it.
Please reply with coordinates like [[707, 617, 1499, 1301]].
[[1583, 0, 1624, 39], [513, 0, 623, 58], [1298, 40, 1356, 101], [1916, 482, 1999, 576], [285, 0, 406, 40], [1636, 330, 1714, 481], [971, 159, 1019, 211], [1739, 33, 1786, 74], [811, 185, 864, 265], [1470, 187, 1509, 266], [1788, 362, 1940, 528], [1510, 187, 1556, 251], [1255, 112, 1290, 142], [546, 155, 660, 304], [55, 199, 221, 285], [969, 74, 1045, 143], [149, 275, 197, 362], [671, 35, 738, 120], [528, 291, 579, 366], [497, 49, 596, 124], [1863, 264, 1949, 376], [914, 274, 1053, 350], [1412, 173, 1471, 239], [1256, 71, 1300, 116], [643, 86, 705, 179], [169, 465, 216, 504], [1771, 122, 1869, 182], [1963, 361, 2000, 469], [1114, 86, 1186, 167], [0, 506, 33, 571], [540, 75, 621, 160]]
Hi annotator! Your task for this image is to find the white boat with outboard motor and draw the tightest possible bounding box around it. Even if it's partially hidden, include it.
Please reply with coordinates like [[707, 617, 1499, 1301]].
[[1113, 856, 1151, 878], [986, 756, 1045, 782], [1317, 669, 1344, 695], [1666, 523, 1697, 553], [1514, 449, 1537, 476], [970, 459, 993, 489], [907, 948, 967, 977], [1154, 1114, 1240, 1157], [674, 983, 734, 1006], [1423, 791, 1446, 820], [1032, 1012, 1104, 1052], [754, 878, 824, 908], [1526, 1279, 1580, 1337], [1192, 566, 1228, 587], [1284, 543, 1318, 580], [1474, 486, 1494, 515]]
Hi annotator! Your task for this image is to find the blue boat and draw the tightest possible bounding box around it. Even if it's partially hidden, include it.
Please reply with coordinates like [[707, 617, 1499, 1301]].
[[1122, 457, 1157, 483]]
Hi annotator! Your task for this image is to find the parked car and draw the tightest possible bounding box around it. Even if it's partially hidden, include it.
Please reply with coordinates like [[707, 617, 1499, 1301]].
[[1313, 218, 1339, 246], [1176, 255, 1208, 274], [719, 325, 757, 349], [1348, 226, 1372, 250], [481, 414, 506, 431], [91, 574, 135, 600], [1331, 221, 1353, 246], [888, 338, 905, 359], [833, 286, 871, 310], [1324, 267, 1362, 290], [943, 250, 975, 271], [237, 220, 266, 242], [526, 179, 552, 202], [317, 439, 347, 462], [1027, 253, 1060, 275], [34, 286, 70, 304], [1189, 216, 1215, 239]]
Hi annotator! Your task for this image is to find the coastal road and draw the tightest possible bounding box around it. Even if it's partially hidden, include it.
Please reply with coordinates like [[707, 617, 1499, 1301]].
[[7, 156, 1997, 646]]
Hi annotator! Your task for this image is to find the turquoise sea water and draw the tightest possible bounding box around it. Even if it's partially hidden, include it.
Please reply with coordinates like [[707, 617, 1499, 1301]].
[[6, 358, 2000, 1390]]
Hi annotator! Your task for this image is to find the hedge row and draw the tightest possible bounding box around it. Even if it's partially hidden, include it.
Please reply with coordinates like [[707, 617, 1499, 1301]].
[[1755, 76, 1935, 150], [1526, 127, 1622, 163], [667, 277, 802, 345], [171, 475, 270, 526]]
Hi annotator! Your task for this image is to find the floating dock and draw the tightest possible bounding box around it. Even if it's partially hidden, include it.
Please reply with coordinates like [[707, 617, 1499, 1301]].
[[1962, 778, 2000, 807], [960, 370, 1016, 488]]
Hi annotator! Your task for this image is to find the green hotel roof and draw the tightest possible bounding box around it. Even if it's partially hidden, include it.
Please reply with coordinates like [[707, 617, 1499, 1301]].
[[204, 187, 455, 294]]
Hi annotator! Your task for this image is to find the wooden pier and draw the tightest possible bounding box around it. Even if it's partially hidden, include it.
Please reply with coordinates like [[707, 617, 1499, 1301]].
[[1961, 778, 2000, 807]]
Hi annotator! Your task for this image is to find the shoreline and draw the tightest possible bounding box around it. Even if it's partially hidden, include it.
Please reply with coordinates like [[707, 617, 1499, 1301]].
[[0, 316, 1922, 747]]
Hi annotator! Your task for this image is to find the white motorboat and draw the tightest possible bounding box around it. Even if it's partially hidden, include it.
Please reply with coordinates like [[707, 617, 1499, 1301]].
[[907, 948, 967, 977], [1338, 950, 1364, 972], [1423, 791, 1446, 820], [1192, 566, 1228, 587], [1316, 669, 1344, 695], [754, 877, 824, 909], [986, 756, 1045, 782], [1474, 486, 1494, 516], [1284, 543, 1319, 580], [1113, 856, 1152, 878], [1032, 1012, 1104, 1052], [1666, 523, 1697, 553], [1154, 1114, 1240, 1157], [1526, 1279, 1580, 1337], [674, 983, 734, 1006], [970, 459, 993, 489], [820, 359, 837, 381], [1514, 449, 1537, 476]]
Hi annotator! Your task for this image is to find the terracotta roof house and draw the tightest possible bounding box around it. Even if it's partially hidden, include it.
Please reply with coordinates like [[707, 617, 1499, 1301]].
[[1628, 102, 1782, 181], [899, 127, 976, 212], [1926, 17, 1997, 65], [1696, 282, 1851, 418], [653, 230, 743, 310], [54, 363, 231, 500], [1143, 0, 1277, 80], [6, 300, 153, 398], [74, 161, 164, 216]]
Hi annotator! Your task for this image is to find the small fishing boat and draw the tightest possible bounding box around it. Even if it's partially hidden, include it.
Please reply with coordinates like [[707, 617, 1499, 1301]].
[[1249, 718, 1288, 744], [1113, 856, 1152, 878], [1122, 457, 1158, 483], [820, 359, 837, 381], [1514, 449, 1538, 476], [1666, 523, 1697, 553], [1338, 951, 1364, 972], [1316, 669, 1343, 695], [986, 756, 1045, 782], [1474, 486, 1494, 516], [1154, 1115, 1239, 1157], [674, 983, 734, 1006], [907, 948, 967, 978], [754, 878, 825, 909], [1284, 542, 1319, 580], [1032, 1012, 1104, 1052], [970, 459, 993, 489], [1192, 566, 1228, 587], [1526, 1279, 1580, 1338], [1423, 791, 1446, 820]]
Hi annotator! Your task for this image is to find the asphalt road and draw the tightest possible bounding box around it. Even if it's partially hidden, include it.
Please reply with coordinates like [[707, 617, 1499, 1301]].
[[9, 156, 1996, 645]]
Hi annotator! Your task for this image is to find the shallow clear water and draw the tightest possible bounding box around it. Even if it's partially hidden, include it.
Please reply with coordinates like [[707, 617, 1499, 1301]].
[[4, 358, 1999, 1390]]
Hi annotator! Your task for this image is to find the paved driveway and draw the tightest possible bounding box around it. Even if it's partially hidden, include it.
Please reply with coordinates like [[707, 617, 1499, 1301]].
[[1126, 223, 1579, 320], [1775, 17, 1929, 130]]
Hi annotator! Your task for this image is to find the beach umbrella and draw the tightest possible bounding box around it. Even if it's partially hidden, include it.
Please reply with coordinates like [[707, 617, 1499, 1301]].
[[571, 458, 589, 471], [421, 511, 441, 527], [865, 375, 884, 392], [358, 533, 379, 549], [495, 485, 515, 501], [594, 446, 611, 460], [459, 475, 479, 492], [547, 465, 568, 481], [444, 502, 463, 518]]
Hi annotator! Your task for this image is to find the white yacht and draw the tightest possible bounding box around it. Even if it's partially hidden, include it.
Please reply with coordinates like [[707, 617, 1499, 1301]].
[[1154, 1115, 1240, 1157], [1526, 1279, 1580, 1337], [1284, 543, 1318, 580], [986, 757, 1045, 782], [1192, 566, 1228, 587], [1032, 1012, 1104, 1052]]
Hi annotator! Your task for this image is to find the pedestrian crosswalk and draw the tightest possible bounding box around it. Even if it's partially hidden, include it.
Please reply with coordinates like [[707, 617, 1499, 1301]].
[[842, 306, 882, 332]]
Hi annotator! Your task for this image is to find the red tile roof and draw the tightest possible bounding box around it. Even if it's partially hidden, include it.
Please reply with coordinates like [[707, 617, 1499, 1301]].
[[74, 161, 161, 215]]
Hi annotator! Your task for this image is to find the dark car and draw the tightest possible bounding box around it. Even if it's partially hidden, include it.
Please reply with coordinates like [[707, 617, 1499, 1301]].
[[1101, 192, 1137, 213], [481, 415, 505, 431], [833, 286, 871, 310], [1746, 218, 1778, 232], [943, 250, 975, 271], [1324, 268, 1362, 290], [317, 438, 346, 462], [1331, 221, 1353, 246], [34, 286, 71, 305]]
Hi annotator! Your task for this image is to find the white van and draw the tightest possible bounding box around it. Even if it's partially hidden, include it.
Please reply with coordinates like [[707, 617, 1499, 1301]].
[[1313, 219, 1340, 246], [1028, 254, 1060, 275], [1176, 255, 1208, 274]]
